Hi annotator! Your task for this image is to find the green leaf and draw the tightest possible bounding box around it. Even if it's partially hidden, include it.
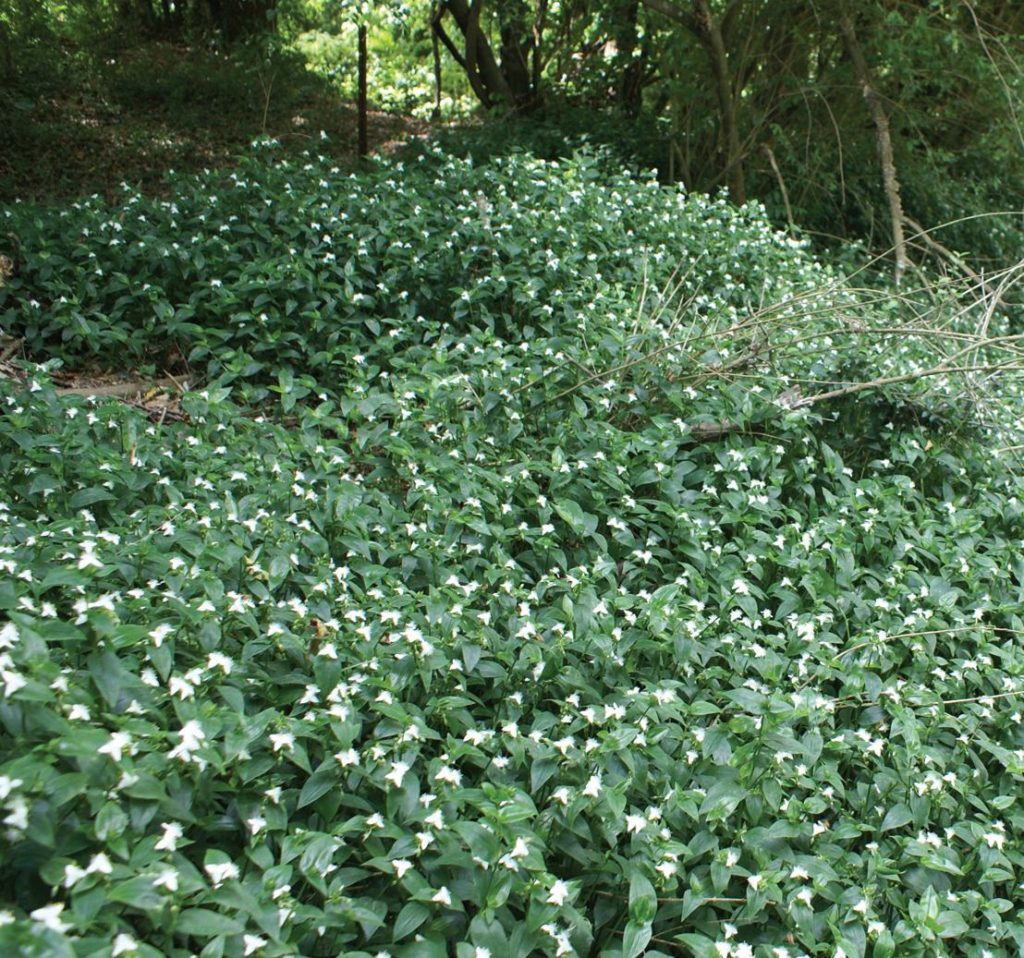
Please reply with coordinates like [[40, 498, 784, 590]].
[[106, 876, 166, 911], [675, 933, 719, 958], [700, 779, 746, 821], [872, 929, 895, 958], [629, 870, 657, 925], [175, 909, 245, 938], [802, 729, 823, 765], [702, 727, 732, 765], [935, 911, 969, 938], [622, 919, 653, 958], [70, 487, 117, 508], [553, 498, 597, 535], [393, 902, 430, 941], [880, 803, 913, 832], [95, 801, 128, 841], [297, 762, 340, 809]]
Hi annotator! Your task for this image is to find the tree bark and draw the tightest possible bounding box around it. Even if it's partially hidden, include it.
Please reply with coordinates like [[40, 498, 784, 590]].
[[614, 0, 643, 114], [638, 0, 746, 202], [432, 26, 442, 119], [838, 7, 908, 285], [693, 0, 745, 204], [443, 0, 516, 108], [531, 0, 547, 93]]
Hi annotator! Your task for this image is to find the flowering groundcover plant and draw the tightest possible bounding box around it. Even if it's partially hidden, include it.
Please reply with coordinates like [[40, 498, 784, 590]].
[[2, 145, 1024, 957]]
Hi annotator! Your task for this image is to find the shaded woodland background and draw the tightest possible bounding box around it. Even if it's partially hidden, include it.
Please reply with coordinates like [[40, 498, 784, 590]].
[[4, 0, 1024, 274]]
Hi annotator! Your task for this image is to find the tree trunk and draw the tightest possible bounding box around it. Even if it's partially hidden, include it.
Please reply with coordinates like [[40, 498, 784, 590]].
[[615, 0, 643, 114], [437, 0, 524, 109], [531, 0, 547, 93], [838, 7, 908, 285], [638, 0, 746, 202], [497, 3, 535, 106], [432, 27, 443, 119], [693, 0, 745, 204], [205, 0, 273, 41]]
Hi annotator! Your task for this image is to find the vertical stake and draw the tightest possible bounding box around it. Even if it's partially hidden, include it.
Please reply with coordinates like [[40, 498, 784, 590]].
[[358, 23, 369, 159]]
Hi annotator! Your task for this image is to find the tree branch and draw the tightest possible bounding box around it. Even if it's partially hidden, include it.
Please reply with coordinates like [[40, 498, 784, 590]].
[[431, 9, 469, 73], [637, 0, 699, 35]]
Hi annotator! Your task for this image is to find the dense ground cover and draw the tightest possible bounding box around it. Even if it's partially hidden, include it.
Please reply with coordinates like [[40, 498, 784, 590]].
[[3, 145, 1024, 957]]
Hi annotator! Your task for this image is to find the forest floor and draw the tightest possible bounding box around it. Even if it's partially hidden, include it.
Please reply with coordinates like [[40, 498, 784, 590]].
[[0, 40, 427, 203]]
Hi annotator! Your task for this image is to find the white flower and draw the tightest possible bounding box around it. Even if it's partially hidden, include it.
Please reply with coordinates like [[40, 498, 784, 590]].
[[270, 732, 295, 753], [88, 852, 113, 875], [431, 886, 452, 906], [3, 796, 28, 829], [1, 670, 26, 698], [155, 821, 184, 852], [246, 815, 267, 835], [625, 814, 647, 834], [98, 731, 133, 762], [510, 837, 529, 859], [30, 903, 72, 932], [435, 764, 462, 786], [153, 868, 179, 891], [582, 774, 602, 797], [178, 720, 206, 751], [0, 776, 22, 800], [984, 831, 1006, 850], [385, 761, 409, 788], [168, 675, 195, 699], [78, 541, 103, 570], [112, 933, 138, 955], [207, 652, 233, 674], [747, 873, 763, 890], [243, 934, 268, 955], [424, 810, 444, 829], [541, 922, 574, 957], [547, 879, 570, 906], [655, 860, 678, 879], [392, 858, 413, 878], [63, 863, 88, 888], [204, 860, 239, 886], [0, 623, 17, 648]]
